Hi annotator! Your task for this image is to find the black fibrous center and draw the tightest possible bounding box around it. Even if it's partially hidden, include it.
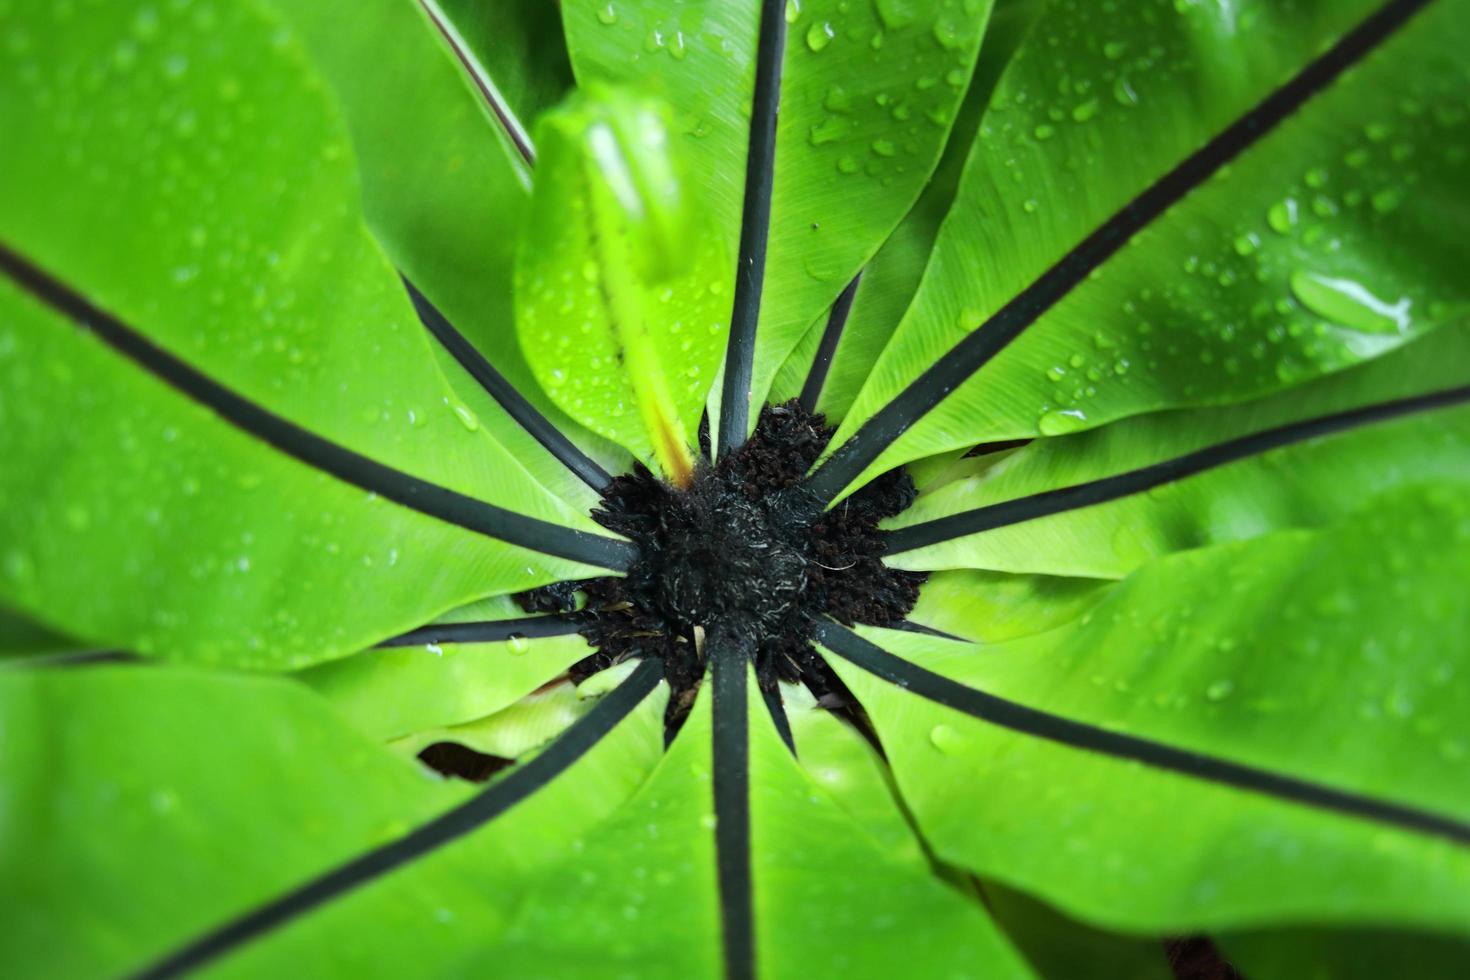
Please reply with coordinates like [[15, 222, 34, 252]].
[[518, 401, 924, 728]]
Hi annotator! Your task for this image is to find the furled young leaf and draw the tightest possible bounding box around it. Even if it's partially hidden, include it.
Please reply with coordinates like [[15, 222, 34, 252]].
[[515, 87, 727, 482], [562, 0, 993, 445]]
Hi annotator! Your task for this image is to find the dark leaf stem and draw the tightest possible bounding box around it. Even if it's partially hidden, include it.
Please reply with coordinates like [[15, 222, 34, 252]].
[[889, 619, 967, 643], [760, 682, 796, 755], [127, 658, 665, 980], [402, 278, 613, 491], [710, 627, 756, 980], [416, 0, 536, 167], [797, 273, 863, 415], [885, 384, 1470, 554], [817, 621, 1470, 847], [377, 614, 585, 648], [802, 0, 1433, 506], [0, 243, 635, 573], [717, 0, 789, 456]]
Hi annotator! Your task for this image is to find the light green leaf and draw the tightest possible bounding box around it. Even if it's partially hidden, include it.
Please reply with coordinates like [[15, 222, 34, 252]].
[[909, 568, 1113, 643], [260, 0, 623, 508], [214, 674, 669, 978], [0, 662, 669, 978], [834, 484, 1470, 934], [885, 322, 1470, 575], [750, 679, 1035, 980], [563, 0, 994, 432], [0, 0, 612, 667], [516, 87, 726, 482], [298, 633, 593, 741], [0, 665, 464, 978], [474, 687, 724, 978], [389, 670, 621, 762], [827, 0, 1470, 496], [770, 0, 1044, 422]]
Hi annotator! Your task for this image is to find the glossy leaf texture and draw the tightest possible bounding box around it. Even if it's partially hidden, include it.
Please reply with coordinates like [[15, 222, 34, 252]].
[[467, 677, 1036, 979], [769, 0, 1046, 421], [515, 87, 726, 481], [821, 0, 1470, 499], [0, 664, 669, 977], [0, 0, 629, 668], [832, 481, 1470, 936], [884, 321, 1470, 575]]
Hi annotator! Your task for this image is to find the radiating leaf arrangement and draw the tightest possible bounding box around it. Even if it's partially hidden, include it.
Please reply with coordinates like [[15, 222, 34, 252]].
[[1, 0, 1468, 977]]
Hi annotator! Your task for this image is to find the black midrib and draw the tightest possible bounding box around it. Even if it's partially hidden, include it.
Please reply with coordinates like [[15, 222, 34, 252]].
[[717, 0, 789, 456], [710, 629, 756, 980], [797, 274, 862, 415], [0, 244, 635, 573], [885, 384, 1470, 554], [802, 0, 1434, 506], [127, 658, 664, 980], [416, 0, 536, 167], [817, 622, 1470, 847], [403, 278, 613, 491], [378, 613, 585, 648]]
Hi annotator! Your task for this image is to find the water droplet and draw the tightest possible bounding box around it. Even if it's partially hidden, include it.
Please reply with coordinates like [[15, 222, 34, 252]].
[[1370, 187, 1403, 214], [507, 633, 529, 656], [784, 0, 800, 23], [1033, 124, 1055, 141], [596, 4, 618, 25], [1267, 198, 1297, 234], [1071, 98, 1100, 122], [1206, 679, 1236, 702], [808, 115, 851, 145], [1289, 271, 1411, 335], [929, 724, 966, 754], [1039, 408, 1087, 435], [1112, 78, 1139, 108], [873, 0, 915, 29], [932, 19, 965, 50], [1103, 40, 1126, 60], [805, 21, 834, 52], [823, 85, 853, 114], [451, 402, 481, 431]]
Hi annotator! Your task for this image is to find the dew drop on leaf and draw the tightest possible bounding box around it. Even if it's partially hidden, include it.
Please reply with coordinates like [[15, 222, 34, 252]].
[[805, 21, 834, 52], [1038, 408, 1087, 435], [929, 724, 966, 754], [1289, 271, 1410, 335]]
